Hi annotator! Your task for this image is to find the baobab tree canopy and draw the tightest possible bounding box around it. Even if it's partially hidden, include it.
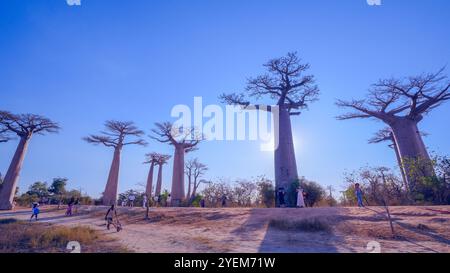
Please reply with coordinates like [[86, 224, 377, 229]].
[[220, 52, 319, 113], [337, 68, 450, 193], [150, 122, 203, 205], [0, 111, 59, 210], [219, 52, 320, 206], [84, 120, 146, 205], [337, 68, 450, 123], [84, 120, 147, 148], [0, 112, 60, 138]]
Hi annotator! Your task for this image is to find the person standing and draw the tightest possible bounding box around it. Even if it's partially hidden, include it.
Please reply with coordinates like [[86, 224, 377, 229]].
[[128, 194, 135, 207], [277, 188, 286, 208], [221, 195, 227, 207], [355, 183, 364, 207], [166, 194, 172, 207], [296, 187, 306, 208], [143, 195, 148, 208]]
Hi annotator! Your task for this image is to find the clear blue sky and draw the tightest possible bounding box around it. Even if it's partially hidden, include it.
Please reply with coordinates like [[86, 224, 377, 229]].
[[1, 0, 449, 197]]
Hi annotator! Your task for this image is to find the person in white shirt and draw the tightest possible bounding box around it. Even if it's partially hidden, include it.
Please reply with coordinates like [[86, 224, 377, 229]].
[[143, 195, 148, 208], [296, 187, 306, 208]]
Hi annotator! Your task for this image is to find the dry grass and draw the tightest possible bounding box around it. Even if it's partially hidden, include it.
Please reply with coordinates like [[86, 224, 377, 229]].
[[0, 218, 128, 253], [269, 218, 332, 233]]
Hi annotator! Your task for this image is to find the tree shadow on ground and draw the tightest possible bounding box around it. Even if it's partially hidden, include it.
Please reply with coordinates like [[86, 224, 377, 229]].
[[230, 208, 355, 253]]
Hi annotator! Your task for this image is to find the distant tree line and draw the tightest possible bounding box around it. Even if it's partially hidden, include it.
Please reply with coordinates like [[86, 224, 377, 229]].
[[14, 178, 93, 207]]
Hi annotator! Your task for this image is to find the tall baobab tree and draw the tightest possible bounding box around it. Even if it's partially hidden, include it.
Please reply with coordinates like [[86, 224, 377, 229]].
[[154, 154, 171, 197], [143, 153, 158, 198], [150, 122, 202, 206], [0, 112, 59, 210], [84, 120, 146, 205], [185, 158, 208, 201], [220, 52, 319, 206], [337, 68, 450, 192]]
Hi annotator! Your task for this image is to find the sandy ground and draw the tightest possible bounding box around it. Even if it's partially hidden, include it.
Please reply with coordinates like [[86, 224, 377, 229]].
[[1, 205, 449, 253]]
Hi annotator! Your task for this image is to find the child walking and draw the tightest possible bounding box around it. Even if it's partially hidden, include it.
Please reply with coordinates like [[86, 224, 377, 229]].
[[30, 203, 40, 221]]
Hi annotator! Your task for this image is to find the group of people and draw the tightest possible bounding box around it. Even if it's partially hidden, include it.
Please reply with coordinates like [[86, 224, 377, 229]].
[[277, 187, 309, 208], [29, 197, 80, 222]]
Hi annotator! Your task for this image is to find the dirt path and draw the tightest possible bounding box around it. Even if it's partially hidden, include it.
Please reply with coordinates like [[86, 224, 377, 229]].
[[1, 206, 449, 253]]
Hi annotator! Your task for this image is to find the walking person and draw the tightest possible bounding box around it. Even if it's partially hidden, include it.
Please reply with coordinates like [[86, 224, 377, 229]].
[[105, 204, 122, 232], [355, 183, 364, 207], [65, 198, 74, 216], [30, 203, 40, 221], [296, 187, 306, 208]]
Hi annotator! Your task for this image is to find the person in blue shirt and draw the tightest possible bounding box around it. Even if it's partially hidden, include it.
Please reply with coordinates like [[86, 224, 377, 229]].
[[355, 183, 364, 207], [30, 203, 40, 221]]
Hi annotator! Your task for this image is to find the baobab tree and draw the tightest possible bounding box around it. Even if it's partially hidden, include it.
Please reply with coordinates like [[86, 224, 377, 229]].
[[220, 52, 319, 206], [154, 154, 171, 197], [185, 158, 208, 201], [0, 112, 59, 210], [143, 152, 159, 198], [337, 68, 450, 193], [150, 122, 202, 206], [84, 120, 146, 205]]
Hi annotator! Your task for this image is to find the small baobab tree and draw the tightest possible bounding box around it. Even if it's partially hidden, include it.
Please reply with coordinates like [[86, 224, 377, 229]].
[[220, 52, 319, 206], [154, 154, 171, 197], [185, 158, 208, 201], [84, 120, 146, 205], [337, 68, 450, 193], [143, 152, 159, 198], [150, 122, 202, 206], [143, 152, 170, 198], [0, 112, 60, 210]]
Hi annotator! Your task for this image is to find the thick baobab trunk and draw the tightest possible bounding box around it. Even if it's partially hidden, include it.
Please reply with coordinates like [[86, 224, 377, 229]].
[[145, 162, 155, 197], [0, 136, 30, 210], [102, 147, 122, 205], [390, 118, 435, 193], [155, 163, 163, 197], [274, 106, 298, 206], [171, 146, 185, 206]]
